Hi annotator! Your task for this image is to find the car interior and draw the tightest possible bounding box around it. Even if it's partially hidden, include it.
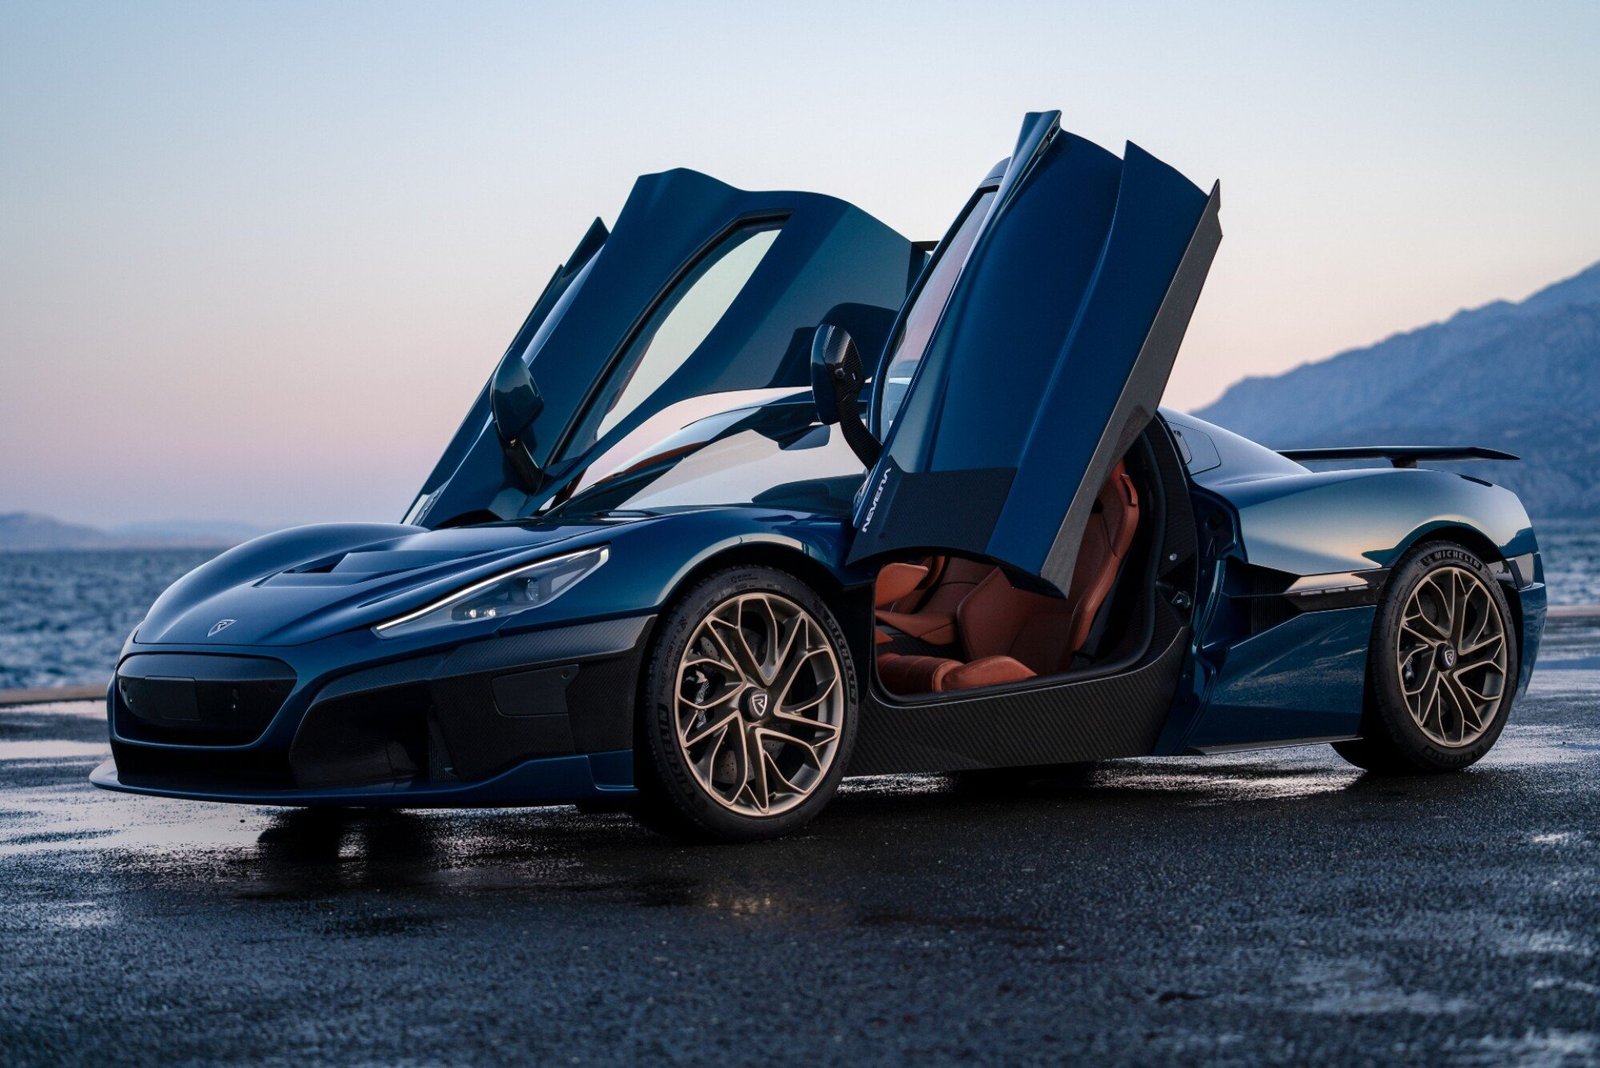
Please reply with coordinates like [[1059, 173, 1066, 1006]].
[[873, 449, 1160, 697]]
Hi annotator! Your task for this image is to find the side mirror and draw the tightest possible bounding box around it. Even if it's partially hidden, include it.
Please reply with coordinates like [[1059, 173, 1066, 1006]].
[[490, 353, 546, 488], [810, 325, 881, 466], [810, 334, 840, 426]]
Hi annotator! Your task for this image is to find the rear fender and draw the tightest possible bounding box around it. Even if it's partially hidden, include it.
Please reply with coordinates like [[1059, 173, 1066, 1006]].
[[1171, 469, 1540, 752], [1215, 468, 1536, 577]]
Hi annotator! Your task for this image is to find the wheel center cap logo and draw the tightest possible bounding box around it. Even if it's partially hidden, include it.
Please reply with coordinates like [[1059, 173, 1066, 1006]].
[[746, 691, 769, 718], [208, 619, 236, 637], [1440, 646, 1457, 668]]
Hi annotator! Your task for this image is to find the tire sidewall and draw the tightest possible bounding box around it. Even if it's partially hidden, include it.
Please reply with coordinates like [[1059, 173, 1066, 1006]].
[[1367, 542, 1519, 770], [636, 566, 858, 841]]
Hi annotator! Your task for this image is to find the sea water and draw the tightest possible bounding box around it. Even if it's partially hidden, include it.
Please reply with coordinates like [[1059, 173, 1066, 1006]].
[[2, 523, 1597, 690]]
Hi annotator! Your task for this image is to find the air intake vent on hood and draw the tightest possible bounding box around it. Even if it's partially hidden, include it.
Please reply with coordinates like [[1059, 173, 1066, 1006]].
[[285, 553, 347, 574]]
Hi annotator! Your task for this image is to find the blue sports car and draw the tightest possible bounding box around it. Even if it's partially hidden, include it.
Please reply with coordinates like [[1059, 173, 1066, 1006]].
[[93, 112, 1546, 841]]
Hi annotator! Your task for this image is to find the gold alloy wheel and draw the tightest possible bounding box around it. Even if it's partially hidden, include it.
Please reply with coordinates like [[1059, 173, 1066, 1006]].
[[1395, 565, 1509, 748], [674, 592, 845, 817]]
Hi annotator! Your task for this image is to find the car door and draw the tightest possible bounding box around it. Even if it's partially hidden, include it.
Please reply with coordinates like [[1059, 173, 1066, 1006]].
[[849, 111, 1222, 595], [407, 168, 915, 528]]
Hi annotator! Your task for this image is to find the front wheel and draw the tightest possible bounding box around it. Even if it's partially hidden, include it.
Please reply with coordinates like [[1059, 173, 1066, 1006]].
[[633, 566, 857, 841], [1334, 541, 1518, 774]]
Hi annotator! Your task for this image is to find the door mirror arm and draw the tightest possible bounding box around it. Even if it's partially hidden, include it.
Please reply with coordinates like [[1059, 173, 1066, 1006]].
[[810, 325, 882, 467]]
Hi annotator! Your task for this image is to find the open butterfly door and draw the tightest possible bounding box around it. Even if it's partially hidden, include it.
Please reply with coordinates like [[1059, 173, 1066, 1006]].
[[408, 169, 915, 528], [850, 111, 1221, 595]]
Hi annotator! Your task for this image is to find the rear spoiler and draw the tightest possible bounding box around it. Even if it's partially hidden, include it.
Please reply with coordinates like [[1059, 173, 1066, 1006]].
[[1278, 446, 1519, 469]]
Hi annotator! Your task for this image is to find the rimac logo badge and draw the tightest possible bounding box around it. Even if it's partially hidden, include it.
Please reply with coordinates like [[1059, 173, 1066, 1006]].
[[208, 619, 236, 638], [748, 692, 769, 717]]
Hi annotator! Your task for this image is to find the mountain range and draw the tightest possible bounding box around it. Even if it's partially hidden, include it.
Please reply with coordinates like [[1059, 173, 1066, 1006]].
[[1195, 260, 1600, 519], [0, 512, 265, 552]]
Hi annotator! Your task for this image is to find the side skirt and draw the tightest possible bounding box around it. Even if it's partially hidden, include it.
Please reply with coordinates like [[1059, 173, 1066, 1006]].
[[1189, 734, 1359, 755], [849, 615, 1188, 775]]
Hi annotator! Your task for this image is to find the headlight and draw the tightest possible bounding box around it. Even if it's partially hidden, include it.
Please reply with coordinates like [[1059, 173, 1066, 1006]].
[[373, 545, 608, 639]]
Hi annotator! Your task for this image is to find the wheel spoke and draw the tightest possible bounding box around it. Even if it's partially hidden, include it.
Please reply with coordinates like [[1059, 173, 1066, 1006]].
[[678, 677, 744, 714], [682, 708, 740, 748], [1460, 585, 1487, 649], [753, 596, 789, 685], [1458, 628, 1504, 663], [705, 614, 762, 684], [762, 749, 807, 798], [1439, 674, 1465, 743], [693, 722, 735, 796], [767, 610, 807, 688], [1441, 672, 1481, 736], [683, 651, 738, 674], [1401, 655, 1436, 698], [1415, 672, 1442, 736], [1451, 667, 1500, 705], [777, 674, 840, 717], [755, 725, 823, 770], [1410, 578, 1452, 641], [1407, 607, 1450, 643], [746, 724, 771, 813], [1451, 571, 1471, 647], [774, 646, 831, 711], [1400, 620, 1442, 648], [721, 718, 752, 801], [767, 710, 840, 746]]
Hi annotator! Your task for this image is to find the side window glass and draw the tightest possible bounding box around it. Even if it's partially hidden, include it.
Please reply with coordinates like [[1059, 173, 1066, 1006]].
[[877, 189, 995, 434], [591, 224, 781, 442]]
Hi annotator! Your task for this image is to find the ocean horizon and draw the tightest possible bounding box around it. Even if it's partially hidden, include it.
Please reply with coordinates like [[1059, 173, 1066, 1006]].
[[1, 520, 1595, 692]]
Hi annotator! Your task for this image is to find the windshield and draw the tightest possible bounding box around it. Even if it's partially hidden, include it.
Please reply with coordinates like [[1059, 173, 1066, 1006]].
[[876, 188, 997, 434], [547, 398, 865, 518]]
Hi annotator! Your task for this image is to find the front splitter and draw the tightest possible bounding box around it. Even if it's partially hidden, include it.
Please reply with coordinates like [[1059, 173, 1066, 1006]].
[[89, 749, 635, 808]]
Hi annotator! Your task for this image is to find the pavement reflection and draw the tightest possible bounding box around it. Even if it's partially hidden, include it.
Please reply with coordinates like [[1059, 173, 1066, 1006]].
[[2, 622, 1598, 1064]]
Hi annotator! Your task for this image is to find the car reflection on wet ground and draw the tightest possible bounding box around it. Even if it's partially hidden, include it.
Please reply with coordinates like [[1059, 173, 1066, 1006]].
[[3, 619, 1598, 1065]]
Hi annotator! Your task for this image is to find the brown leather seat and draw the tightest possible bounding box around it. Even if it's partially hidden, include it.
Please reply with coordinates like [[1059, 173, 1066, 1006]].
[[874, 557, 993, 647], [877, 462, 1140, 694]]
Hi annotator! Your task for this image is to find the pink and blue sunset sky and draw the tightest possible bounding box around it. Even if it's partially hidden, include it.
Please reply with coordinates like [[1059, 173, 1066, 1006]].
[[3, 1, 1598, 527]]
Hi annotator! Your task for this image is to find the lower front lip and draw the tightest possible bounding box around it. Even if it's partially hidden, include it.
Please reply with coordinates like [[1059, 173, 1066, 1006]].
[[90, 750, 637, 807]]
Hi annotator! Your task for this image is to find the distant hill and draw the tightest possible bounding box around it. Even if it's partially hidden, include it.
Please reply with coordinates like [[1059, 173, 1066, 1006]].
[[0, 513, 114, 550], [1195, 261, 1600, 518], [108, 519, 268, 545], [0, 512, 265, 551]]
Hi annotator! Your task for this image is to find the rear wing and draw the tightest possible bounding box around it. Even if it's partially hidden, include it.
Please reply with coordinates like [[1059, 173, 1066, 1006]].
[[1278, 445, 1519, 469]]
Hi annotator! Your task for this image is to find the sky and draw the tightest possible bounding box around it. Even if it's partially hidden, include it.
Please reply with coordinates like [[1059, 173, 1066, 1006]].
[[3, 1, 1598, 528]]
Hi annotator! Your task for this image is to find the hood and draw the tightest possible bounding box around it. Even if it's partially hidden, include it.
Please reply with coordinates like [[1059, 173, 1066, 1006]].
[[134, 518, 639, 648], [406, 168, 915, 529]]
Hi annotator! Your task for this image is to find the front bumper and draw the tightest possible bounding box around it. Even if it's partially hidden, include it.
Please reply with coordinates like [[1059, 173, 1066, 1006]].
[[93, 614, 653, 806], [1513, 577, 1547, 698]]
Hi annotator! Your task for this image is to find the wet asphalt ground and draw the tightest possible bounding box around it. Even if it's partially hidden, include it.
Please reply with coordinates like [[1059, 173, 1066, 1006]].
[[3, 619, 1598, 1066]]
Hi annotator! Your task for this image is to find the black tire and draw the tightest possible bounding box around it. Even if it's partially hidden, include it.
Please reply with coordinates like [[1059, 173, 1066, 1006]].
[[1333, 541, 1518, 774], [632, 566, 857, 842]]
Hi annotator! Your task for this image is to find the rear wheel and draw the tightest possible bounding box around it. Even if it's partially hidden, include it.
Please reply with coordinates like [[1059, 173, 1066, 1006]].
[[1334, 541, 1517, 773], [633, 567, 856, 841]]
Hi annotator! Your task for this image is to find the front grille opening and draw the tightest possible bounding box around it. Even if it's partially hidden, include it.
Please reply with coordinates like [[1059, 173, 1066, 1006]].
[[115, 658, 295, 746], [289, 684, 437, 789], [110, 739, 294, 788]]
